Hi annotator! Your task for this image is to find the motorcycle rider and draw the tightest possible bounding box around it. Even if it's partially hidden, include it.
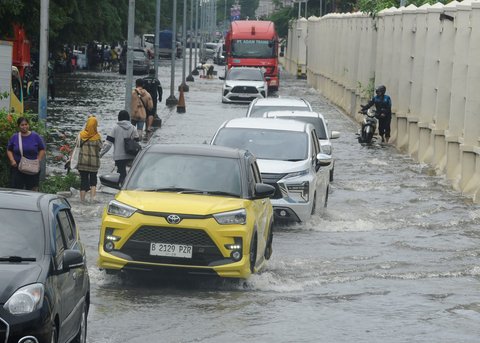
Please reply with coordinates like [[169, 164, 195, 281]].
[[361, 85, 392, 143]]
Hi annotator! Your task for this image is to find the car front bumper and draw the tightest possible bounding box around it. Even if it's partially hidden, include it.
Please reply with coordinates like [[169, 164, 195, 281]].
[[0, 308, 52, 343]]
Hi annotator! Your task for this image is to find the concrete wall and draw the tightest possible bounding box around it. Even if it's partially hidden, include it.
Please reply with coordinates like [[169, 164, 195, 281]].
[[287, 1, 480, 202]]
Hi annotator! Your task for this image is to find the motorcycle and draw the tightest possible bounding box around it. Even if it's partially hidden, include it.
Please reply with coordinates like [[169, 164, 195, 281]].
[[357, 107, 378, 144]]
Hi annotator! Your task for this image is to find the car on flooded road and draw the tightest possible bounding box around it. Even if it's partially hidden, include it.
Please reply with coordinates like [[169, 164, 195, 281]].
[[245, 97, 313, 117], [211, 118, 332, 223], [221, 67, 268, 104], [0, 190, 90, 343], [264, 110, 340, 181], [98, 144, 275, 279]]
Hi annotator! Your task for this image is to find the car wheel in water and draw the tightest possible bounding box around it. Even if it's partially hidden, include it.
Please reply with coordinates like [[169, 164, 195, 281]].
[[264, 225, 273, 260], [249, 234, 258, 274], [72, 302, 88, 343]]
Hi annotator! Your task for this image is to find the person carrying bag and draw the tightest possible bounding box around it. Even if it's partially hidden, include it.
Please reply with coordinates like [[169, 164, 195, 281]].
[[6, 117, 46, 191]]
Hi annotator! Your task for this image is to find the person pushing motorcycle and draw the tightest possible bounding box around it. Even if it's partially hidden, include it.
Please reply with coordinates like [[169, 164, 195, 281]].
[[361, 85, 392, 143]]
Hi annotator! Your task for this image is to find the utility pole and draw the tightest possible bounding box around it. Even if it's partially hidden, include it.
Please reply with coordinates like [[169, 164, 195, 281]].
[[179, 0, 189, 91], [154, 0, 161, 76], [400, 0, 406, 6], [166, 0, 178, 105], [186, 0, 194, 81], [192, 0, 199, 75], [38, 0, 49, 120], [319, 0, 323, 16], [125, 0, 135, 111]]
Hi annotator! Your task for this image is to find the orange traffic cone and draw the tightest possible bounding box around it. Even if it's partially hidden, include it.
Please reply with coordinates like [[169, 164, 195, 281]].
[[177, 87, 186, 113]]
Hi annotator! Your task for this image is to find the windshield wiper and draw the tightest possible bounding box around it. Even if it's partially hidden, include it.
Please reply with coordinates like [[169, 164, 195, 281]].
[[203, 190, 240, 198], [142, 187, 204, 194], [0, 256, 36, 262], [285, 159, 304, 162]]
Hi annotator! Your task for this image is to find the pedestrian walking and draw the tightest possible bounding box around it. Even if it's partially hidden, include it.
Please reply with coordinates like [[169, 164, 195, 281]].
[[6, 117, 46, 191], [142, 70, 163, 134], [100, 110, 140, 185], [75, 115, 102, 203], [130, 78, 153, 141]]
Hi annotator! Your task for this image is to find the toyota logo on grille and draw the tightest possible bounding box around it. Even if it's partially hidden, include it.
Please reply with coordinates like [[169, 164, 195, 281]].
[[243, 86, 247, 91], [166, 214, 181, 224]]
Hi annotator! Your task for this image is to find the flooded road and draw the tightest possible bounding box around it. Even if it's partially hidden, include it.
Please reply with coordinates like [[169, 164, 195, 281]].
[[50, 60, 480, 342]]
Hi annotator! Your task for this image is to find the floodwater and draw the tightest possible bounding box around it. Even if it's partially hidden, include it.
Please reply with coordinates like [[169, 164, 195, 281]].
[[48, 58, 480, 343]]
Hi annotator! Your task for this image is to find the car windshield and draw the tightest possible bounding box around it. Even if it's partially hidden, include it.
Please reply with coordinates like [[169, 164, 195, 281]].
[[249, 105, 310, 117], [0, 209, 44, 260], [133, 51, 146, 58], [213, 128, 308, 161], [125, 153, 242, 197], [270, 116, 327, 139], [227, 69, 263, 81], [231, 39, 276, 58]]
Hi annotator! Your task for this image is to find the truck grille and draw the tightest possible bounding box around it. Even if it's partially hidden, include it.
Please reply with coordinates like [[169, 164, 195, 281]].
[[231, 86, 258, 94], [0, 317, 8, 343], [261, 173, 287, 199], [120, 226, 224, 266]]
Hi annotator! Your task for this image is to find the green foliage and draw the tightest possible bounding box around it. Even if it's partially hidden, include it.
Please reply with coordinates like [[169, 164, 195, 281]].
[[0, 109, 48, 188], [357, 0, 452, 17], [357, 77, 375, 99], [39, 172, 80, 194], [270, 8, 295, 38]]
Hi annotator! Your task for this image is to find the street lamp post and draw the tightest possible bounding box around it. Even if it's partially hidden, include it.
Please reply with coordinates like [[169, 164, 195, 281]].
[[38, 0, 49, 120], [125, 0, 135, 111], [192, 0, 199, 75], [166, 0, 178, 105], [186, 0, 194, 81], [154, 0, 161, 76], [179, 0, 189, 91]]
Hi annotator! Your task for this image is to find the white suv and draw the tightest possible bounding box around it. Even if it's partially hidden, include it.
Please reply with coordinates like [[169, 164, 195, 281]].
[[211, 118, 332, 223], [264, 110, 340, 181]]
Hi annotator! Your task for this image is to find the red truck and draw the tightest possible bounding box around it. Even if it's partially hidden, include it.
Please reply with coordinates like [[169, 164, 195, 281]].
[[225, 20, 279, 91]]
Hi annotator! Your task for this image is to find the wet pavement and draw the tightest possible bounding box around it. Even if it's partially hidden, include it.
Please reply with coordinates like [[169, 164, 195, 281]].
[[49, 58, 480, 343]]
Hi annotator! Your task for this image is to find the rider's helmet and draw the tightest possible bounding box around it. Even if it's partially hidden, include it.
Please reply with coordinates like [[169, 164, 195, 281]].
[[376, 85, 386, 96]]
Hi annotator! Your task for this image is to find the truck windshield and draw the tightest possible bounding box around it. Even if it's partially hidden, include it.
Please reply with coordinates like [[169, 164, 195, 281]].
[[231, 40, 276, 58]]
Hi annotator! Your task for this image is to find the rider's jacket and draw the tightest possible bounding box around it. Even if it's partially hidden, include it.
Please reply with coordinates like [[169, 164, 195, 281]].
[[363, 95, 392, 117]]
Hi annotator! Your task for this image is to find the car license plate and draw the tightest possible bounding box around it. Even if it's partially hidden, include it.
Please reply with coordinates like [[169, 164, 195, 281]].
[[150, 243, 193, 258], [238, 94, 252, 98]]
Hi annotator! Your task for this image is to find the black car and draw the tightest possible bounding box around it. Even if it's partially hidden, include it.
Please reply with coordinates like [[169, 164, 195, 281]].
[[0, 190, 90, 343]]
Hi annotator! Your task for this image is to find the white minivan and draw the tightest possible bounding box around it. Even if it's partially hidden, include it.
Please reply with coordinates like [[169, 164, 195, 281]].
[[211, 118, 332, 222]]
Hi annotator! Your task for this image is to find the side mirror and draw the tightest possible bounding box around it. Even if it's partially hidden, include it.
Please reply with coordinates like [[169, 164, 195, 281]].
[[316, 153, 332, 167], [100, 173, 122, 189], [63, 249, 84, 272], [330, 131, 341, 139], [254, 183, 276, 199], [219, 76, 225, 80]]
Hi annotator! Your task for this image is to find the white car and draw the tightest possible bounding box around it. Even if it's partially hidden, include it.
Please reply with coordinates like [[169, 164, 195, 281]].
[[246, 97, 313, 117], [222, 67, 268, 104], [211, 118, 331, 223], [264, 110, 340, 181]]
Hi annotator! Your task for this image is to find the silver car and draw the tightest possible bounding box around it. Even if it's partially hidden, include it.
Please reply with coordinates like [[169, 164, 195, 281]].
[[246, 97, 313, 117], [211, 118, 331, 223], [264, 110, 340, 181], [222, 67, 268, 104]]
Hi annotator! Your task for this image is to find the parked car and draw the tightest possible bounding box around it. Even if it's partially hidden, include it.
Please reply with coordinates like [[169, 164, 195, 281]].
[[264, 110, 340, 181], [211, 118, 332, 223], [246, 97, 313, 117], [119, 48, 151, 75], [98, 144, 275, 279], [222, 67, 268, 104], [0, 190, 90, 343], [203, 42, 219, 62]]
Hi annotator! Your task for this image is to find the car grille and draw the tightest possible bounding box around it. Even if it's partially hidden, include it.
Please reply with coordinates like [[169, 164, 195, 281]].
[[231, 86, 258, 94], [261, 173, 287, 199], [229, 96, 257, 102], [0, 317, 8, 343], [120, 226, 224, 266]]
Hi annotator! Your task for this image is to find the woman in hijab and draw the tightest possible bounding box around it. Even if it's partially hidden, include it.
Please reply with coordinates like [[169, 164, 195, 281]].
[[76, 115, 102, 202]]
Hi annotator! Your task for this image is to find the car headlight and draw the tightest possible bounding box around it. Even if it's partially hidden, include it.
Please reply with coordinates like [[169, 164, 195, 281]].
[[213, 209, 246, 225], [4, 283, 44, 315], [286, 181, 310, 202], [107, 200, 137, 218], [283, 169, 309, 179], [224, 84, 233, 89], [321, 145, 332, 155]]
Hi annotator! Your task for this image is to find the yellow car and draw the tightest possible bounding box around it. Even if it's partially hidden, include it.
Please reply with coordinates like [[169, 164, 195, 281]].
[[98, 144, 275, 279]]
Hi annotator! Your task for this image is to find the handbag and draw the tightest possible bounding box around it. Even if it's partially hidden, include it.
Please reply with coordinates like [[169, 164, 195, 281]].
[[69, 135, 81, 170], [17, 133, 40, 175], [124, 128, 141, 156]]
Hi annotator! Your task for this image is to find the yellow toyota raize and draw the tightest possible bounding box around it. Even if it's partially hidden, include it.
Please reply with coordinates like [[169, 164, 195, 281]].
[[98, 144, 275, 279]]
